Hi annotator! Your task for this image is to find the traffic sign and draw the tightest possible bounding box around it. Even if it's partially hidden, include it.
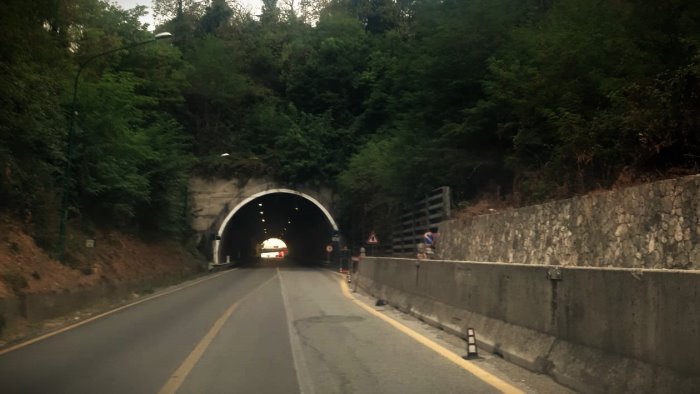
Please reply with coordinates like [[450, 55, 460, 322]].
[[367, 232, 379, 245], [326, 245, 333, 253]]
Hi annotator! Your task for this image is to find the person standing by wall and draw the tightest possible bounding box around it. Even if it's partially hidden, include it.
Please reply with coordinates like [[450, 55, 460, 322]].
[[424, 228, 435, 255], [423, 227, 438, 257]]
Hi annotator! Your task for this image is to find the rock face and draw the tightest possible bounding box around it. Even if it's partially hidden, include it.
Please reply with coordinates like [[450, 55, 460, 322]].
[[438, 174, 700, 269]]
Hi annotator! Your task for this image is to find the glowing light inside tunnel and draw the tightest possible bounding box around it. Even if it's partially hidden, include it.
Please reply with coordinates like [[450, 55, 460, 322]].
[[213, 189, 338, 264], [260, 238, 288, 258]]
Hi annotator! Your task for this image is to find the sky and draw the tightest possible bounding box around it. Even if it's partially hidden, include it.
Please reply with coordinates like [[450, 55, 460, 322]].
[[113, 0, 263, 29]]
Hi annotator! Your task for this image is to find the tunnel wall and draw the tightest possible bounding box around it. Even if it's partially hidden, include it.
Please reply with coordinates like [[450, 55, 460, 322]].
[[355, 257, 700, 393], [190, 177, 336, 237]]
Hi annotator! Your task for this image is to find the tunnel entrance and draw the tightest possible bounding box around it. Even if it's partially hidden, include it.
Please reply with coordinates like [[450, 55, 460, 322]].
[[214, 190, 338, 265]]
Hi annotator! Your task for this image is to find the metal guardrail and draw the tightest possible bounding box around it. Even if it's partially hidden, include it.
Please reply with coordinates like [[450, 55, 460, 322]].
[[390, 187, 451, 254]]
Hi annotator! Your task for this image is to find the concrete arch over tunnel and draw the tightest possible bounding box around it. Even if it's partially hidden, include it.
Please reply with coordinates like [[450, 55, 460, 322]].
[[213, 189, 338, 264]]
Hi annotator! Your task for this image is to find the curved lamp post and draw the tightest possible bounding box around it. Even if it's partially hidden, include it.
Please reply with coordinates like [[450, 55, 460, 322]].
[[57, 32, 173, 261]]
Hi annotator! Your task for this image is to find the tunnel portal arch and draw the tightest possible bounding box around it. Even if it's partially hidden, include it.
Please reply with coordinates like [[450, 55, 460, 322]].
[[213, 188, 338, 264]]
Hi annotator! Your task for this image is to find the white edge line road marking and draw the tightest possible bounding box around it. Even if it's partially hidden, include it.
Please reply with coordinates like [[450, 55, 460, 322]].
[[338, 277, 525, 394], [0, 268, 239, 357], [277, 267, 315, 394], [158, 273, 278, 394]]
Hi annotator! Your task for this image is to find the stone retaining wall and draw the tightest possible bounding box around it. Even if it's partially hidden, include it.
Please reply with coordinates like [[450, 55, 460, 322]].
[[438, 174, 700, 269]]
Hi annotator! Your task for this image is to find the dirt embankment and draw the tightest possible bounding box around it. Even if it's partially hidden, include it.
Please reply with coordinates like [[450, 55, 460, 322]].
[[0, 216, 204, 342]]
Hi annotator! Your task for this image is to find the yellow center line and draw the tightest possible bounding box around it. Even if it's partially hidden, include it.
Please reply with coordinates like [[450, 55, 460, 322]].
[[0, 268, 238, 357], [339, 278, 524, 394], [158, 273, 278, 394]]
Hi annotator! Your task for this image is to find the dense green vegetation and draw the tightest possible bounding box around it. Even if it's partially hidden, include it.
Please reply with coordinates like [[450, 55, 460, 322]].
[[1, 0, 699, 246]]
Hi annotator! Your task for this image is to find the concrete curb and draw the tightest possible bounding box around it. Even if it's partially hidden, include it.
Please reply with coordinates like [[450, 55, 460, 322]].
[[208, 261, 234, 271]]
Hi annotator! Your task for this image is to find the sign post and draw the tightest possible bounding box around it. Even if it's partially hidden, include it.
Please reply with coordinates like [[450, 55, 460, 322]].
[[325, 244, 333, 265], [367, 231, 379, 256]]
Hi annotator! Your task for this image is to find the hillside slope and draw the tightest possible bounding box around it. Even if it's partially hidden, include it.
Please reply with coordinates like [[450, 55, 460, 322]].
[[0, 216, 204, 342]]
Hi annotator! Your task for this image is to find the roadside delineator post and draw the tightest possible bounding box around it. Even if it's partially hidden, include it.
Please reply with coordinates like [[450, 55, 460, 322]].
[[463, 327, 479, 359]]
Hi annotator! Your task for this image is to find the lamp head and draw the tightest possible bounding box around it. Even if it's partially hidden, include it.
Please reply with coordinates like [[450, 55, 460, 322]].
[[154, 32, 173, 40]]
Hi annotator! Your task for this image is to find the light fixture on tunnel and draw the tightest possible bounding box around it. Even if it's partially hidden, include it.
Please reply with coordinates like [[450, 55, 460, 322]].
[[259, 211, 263, 215], [261, 219, 265, 222], [258, 203, 262, 207], [295, 207, 299, 211], [287, 220, 291, 224]]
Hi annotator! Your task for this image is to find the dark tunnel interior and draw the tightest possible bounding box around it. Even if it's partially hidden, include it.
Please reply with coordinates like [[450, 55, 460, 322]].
[[219, 193, 335, 265]]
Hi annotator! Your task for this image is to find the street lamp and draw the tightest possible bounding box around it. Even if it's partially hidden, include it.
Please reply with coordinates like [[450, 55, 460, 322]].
[[57, 32, 173, 261]]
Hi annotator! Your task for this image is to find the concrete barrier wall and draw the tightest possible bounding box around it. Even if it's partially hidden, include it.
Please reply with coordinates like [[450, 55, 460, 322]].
[[356, 257, 700, 393], [0, 273, 197, 342], [438, 174, 700, 269]]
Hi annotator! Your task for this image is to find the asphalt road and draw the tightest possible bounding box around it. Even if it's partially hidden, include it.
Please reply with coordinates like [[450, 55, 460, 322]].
[[0, 264, 565, 394]]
